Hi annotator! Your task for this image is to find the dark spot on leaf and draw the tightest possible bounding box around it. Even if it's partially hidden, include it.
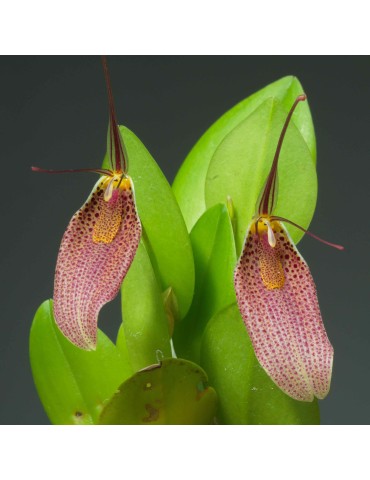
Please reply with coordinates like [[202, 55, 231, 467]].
[[142, 404, 159, 423]]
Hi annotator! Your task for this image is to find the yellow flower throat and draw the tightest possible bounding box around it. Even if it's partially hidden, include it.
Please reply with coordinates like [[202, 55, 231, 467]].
[[252, 217, 285, 290], [92, 174, 132, 244]]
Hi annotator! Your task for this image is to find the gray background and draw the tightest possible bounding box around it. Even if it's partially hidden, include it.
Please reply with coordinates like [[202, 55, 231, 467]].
[[1, 56, 368, 424]]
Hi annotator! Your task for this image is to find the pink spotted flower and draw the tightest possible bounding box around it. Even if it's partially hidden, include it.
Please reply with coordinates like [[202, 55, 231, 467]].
[[33, 58, 141, 350], [234, 95, 343, 401]]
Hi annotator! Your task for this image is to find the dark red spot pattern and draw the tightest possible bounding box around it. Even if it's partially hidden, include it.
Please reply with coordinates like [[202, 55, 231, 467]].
[[53, 176, 142, 350], [234, 221, 333, 402]]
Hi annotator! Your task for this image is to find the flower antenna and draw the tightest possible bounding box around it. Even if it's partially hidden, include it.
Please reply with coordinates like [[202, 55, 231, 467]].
[[258, 94, 307, 216], [270, 215, 344, 250], [31, 166, 113, 176], [101, 56, 127, 173]]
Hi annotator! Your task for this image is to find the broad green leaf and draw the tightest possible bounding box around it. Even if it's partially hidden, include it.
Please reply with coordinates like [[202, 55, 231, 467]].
[[173, 76, 316, 231], [205, 97, 317, 254], [201, 304, 320, 425], [117, 240, 172, 372], [99, 358, 217, 425], [30, 300, 131, 425], [103, 126, 194, 319], [173, 204, 236, 363]]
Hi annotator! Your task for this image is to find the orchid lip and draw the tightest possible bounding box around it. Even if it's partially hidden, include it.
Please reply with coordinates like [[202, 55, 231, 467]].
[[53, 175, 141, 350], [234, 219, 334, 401]]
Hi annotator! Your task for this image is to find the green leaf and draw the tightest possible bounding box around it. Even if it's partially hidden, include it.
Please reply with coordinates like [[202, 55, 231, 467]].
[[173, 204, 237, 363], [99, 358, 218, 425], [201, 304, 320, 425], [173, 75, 315, 232], [117, 240, 172, 372], [30, 300, 132, 424], [205, 97, 317, 254], [103, 126, 194, 319]]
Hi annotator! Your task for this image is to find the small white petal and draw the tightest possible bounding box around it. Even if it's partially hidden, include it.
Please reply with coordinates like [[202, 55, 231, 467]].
[[104, 176, 115, 201], [264, 220, 276, 248]]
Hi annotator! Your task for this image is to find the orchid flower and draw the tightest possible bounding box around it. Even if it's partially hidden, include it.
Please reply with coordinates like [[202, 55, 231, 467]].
[[32, 58, 141, 350], [234, 95, 343, 402]]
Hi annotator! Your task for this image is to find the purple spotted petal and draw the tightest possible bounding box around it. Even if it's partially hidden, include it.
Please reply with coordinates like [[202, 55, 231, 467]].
[[53, 175, 141, 350], [234, 220, 333, 401]]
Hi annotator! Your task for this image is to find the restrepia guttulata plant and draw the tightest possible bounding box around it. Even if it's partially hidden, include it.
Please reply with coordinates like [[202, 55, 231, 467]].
[[234, 94, 343, 402], [32, 58, 141, 350], [30, 61, 343, 424]]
